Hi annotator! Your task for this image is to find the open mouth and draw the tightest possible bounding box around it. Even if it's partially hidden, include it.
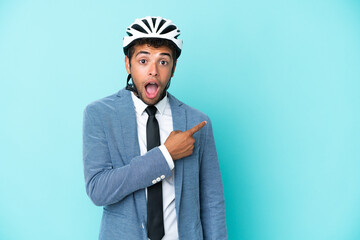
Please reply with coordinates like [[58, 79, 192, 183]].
[[145, 82, 159, 99]]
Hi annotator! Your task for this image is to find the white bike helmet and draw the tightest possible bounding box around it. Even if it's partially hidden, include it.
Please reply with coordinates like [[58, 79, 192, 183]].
[[123, 16, 183, 58]]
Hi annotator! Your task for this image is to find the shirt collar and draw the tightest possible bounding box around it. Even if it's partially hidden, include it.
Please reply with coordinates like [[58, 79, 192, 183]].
[[131, 91, 168, 116]]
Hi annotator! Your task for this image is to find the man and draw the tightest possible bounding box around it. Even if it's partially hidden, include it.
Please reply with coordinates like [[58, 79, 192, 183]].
[[83, 16, 227, 240]]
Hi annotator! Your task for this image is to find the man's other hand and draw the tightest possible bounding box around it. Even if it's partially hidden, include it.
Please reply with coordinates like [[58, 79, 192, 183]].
[[164, 121, 207, 160]]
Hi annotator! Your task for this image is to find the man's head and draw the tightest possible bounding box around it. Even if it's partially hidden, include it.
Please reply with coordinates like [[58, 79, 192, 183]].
[[125, 42, 176, 105], [123, 16, 182, 105]]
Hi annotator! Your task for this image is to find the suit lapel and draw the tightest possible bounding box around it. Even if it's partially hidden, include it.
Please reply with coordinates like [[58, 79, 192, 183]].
[[168, 93, 186, 213], [115, 89, 140, 165], [115, 90, 147, 220]]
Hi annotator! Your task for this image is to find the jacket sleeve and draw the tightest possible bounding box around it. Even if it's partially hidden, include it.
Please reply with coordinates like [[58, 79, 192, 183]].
[[199, 118, 228, 239], [82, 105, 172, 206]]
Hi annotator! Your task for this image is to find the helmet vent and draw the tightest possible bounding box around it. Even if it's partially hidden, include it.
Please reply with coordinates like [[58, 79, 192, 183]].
[[141, 19, 152, 32], [151, 18, 157, 28], [160, 25, 176, 35], [131, 24, 147, 33], [127, 32, 133, 37], [156, 19, 166, 33]]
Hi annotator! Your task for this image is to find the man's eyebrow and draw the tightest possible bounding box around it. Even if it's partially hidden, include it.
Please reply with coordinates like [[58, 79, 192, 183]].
[[135, 51, 150, 56], [160, 53, 172, 59]]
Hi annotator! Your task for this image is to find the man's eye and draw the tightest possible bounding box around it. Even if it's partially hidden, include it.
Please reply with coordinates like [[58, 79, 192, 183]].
[[139, 59, 147, 64], [160, 60, 168, 65]]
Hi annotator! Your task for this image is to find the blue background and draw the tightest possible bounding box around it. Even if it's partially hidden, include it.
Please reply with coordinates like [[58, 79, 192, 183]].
[[1, 0, 359, 239]]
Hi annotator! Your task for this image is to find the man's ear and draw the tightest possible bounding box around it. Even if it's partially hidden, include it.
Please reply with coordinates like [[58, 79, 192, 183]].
[[125, 56, 131, 74], [171, 60, 177, 77]]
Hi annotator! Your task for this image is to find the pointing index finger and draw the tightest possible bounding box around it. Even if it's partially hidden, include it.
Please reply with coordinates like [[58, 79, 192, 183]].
[[187, 121, 207, 135]]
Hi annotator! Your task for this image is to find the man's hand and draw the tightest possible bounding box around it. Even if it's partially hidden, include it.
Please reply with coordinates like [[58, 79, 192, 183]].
[[164, 121, 207, 161]]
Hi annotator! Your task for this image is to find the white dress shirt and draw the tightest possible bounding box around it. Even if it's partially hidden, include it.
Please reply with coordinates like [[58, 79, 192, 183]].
[[131, 92, 179, 240]]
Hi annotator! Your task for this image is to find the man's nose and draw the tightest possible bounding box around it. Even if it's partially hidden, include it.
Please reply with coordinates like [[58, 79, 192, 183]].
[[148, 62, 158, 76]]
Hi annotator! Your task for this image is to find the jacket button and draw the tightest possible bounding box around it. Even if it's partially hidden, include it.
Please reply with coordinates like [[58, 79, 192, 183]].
[[161, 175, 165, 179], [156, 177, 161, 182], [152, 180, 157, 184]]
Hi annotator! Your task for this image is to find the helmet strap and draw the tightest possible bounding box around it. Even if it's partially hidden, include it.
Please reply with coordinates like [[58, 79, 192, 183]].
[[125, 74, 139, 97]]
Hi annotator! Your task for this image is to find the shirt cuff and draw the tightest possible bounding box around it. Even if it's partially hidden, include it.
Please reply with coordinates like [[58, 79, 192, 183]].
[[159, 145, 174, 170]]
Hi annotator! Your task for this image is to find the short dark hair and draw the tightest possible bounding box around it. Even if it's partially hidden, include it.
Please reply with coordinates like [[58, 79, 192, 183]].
[[126, 38, 178, 62]]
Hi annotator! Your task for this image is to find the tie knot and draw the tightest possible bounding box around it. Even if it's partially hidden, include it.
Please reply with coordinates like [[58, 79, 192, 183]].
[[145, 106, 157, 116]]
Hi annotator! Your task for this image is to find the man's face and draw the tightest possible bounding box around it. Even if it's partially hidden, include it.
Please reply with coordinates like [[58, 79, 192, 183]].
[[125, 44, 176, 106]]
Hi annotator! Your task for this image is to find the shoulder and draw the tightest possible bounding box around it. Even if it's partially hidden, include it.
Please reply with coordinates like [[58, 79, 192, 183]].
[[84, 88, 128, 115]]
